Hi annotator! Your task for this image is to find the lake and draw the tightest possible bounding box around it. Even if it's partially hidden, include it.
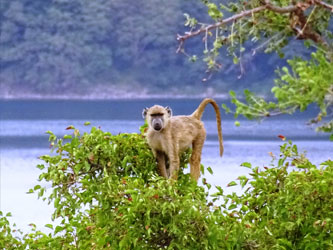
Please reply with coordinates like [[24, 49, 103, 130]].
[[0, 99, 332, 233]]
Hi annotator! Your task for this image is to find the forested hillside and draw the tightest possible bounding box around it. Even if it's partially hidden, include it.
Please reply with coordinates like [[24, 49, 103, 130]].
[[0, 0, 292, 98], [0, 0, 312, 96]]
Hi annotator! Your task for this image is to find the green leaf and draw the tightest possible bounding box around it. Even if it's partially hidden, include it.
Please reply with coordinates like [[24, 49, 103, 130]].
[[189, 55, 197, 62], [54, 198, 60, 208], [74, 164, 81, 174], [277, 238, 293, 247], [38, 188, 45, 198], [228, 204, 237, 210], [240, 162, 252, 168], [278, 52, 285, 58], [222, 103, 231, 113], [284, 222, 295, 231], [37, 164, 45, 170], [207, 3, 223, 20], [241, 205, 249, 212], [45, 224, 53, 229], [54, 226, 64, 235], [84, 161, 91, 172], [229, 90, 236, 98], [227, 181, 237, 187]]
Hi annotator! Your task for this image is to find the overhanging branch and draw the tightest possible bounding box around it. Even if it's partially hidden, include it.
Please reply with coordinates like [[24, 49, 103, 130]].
[[264, 0, 298, 13], [315, 0, 333, 12], [177, 0, 333, 52], [176, 5, 266, 52]]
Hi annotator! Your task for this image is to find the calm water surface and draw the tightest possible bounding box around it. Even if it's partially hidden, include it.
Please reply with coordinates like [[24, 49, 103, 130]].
[[0, 99, 332, 232]]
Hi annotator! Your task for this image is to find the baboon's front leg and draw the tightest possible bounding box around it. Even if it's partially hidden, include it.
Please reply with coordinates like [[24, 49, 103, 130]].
[[169, 158, 180, 180], [168, 145, 180, 180], [156, 151, 168, 178], [190, 137, 205, 181]]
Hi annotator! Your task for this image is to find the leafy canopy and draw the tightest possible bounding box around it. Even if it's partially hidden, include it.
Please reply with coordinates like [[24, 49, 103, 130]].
[[1, 124, 332, 249]]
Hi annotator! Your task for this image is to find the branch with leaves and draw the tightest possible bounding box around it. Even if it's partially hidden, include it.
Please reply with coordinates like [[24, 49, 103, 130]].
[[177, 0, 333, 53], [178, 0, 333, 139]]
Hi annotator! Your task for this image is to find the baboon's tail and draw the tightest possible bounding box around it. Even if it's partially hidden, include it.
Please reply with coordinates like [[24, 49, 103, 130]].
[[191, 98, 224, 157]]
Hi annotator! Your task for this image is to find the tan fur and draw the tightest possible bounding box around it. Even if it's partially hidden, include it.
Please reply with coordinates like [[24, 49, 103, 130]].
[[143, 98, 224, 181]]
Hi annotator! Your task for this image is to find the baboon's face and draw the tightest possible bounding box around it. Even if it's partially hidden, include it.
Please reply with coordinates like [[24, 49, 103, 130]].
[[142, 105, 172, 132]]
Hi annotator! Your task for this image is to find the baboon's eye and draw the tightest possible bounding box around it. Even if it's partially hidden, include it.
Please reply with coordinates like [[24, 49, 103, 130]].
[[151, 113, 163, 117]]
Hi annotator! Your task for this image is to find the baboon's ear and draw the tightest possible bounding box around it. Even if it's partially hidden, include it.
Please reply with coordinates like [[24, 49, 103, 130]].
[[142, 107, 149, 119], [165, 106, 172, 117]]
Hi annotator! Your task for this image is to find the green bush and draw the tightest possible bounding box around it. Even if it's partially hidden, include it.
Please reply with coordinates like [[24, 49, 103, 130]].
[[223, 142, 333, 249], [1, 125, 332, 249]]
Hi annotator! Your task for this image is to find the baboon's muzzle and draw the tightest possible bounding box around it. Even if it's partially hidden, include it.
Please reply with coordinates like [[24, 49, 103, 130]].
[[153, 123, 162, 131], [152, 117, 163, 131]]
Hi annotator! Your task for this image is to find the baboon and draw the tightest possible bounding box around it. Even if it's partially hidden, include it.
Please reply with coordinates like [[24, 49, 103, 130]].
[[142, 98, 223, 181]]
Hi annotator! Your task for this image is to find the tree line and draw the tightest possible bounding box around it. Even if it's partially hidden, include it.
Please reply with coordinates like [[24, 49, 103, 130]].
[[1, 0, 290, 96]]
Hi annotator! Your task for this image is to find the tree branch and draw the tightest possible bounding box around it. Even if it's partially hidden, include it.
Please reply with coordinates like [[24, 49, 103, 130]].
[[177, 0, 332, 52], [264, 0, 298, 13], [176, 5, 266, 50], [315, 0, 333, 12]]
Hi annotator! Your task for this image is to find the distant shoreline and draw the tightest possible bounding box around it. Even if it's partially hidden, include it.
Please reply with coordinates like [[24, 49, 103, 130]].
[[0, 93, 230, 101]]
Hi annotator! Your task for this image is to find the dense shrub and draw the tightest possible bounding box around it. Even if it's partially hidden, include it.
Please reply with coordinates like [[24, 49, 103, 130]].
[[1, 125, 332, 249], [222, 143, 333, 249]]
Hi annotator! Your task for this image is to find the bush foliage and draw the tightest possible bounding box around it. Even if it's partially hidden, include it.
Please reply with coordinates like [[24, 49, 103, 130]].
[[1, 125, 332, 249]]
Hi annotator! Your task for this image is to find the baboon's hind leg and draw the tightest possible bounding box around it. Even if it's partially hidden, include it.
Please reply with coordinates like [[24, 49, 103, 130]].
[[190, 136, 205, 181]]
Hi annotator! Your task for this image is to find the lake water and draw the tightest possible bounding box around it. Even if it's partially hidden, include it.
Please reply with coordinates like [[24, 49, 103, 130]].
[[0, 99, 332, 233]]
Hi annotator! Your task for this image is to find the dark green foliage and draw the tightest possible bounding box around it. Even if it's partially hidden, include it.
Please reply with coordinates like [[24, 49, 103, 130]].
[[1, 125, 332, 249], [1, 0, 302, 96], [0, 0, 113, 92], [0, 0, 218, 95]]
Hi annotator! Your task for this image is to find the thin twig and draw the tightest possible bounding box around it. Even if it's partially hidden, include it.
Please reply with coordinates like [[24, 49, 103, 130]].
[[204, 28, 208, 52], [252, 32, 283, 55], [295, 6, 317, 40], [238, 21, 245, 79]]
